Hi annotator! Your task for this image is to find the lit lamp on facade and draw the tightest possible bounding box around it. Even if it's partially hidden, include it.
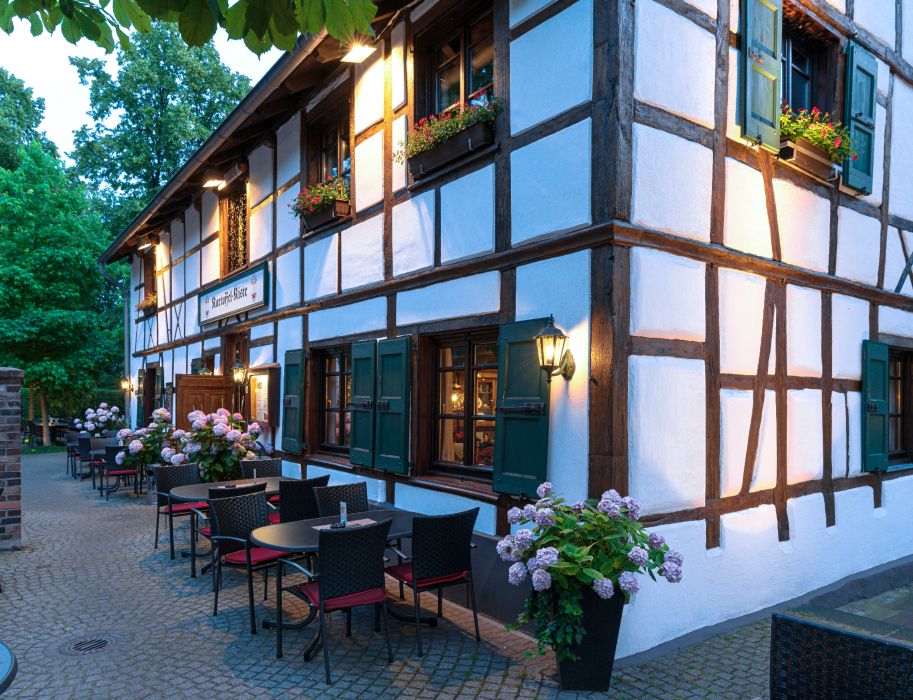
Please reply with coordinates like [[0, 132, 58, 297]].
[[231, 360, 248, 386], [534, 315, 575, 383], [202, 167, 225, 189], [120, 377, 132, 392], [340, 40, 377, 63]]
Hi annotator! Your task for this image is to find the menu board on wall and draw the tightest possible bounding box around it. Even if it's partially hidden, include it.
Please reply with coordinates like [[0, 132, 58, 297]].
[[198, 262, 269, 324]]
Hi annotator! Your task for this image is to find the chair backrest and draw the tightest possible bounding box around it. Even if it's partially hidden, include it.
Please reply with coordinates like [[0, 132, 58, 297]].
[[313, 482, 369, 518], [152, 463, 199, 507], [78, 436, 92, 460], [240, 458, 281, 479], [411, 508, 479, 583], [208, 491, 269, 557], [207, 482, 266, 501], [103, 430, 119, 438], [278, 475, 330, 523], [90, 436, 115, 451], [318, 519, 392, 602], [104, 445, 124, 471], [65, 431, 82, 447]]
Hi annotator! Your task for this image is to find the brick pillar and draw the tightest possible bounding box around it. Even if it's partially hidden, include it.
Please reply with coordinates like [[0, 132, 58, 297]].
[[0, 368, 23, 550]]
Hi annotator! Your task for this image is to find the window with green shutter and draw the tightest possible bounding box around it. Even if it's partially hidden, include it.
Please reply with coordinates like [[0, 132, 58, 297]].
[[154, 366, 164, 408], [862, 340, 889, 472], [740, 0, 783, 152], [374, 336, 411, 475], [493, 319, 551, 498], [349, 340, 377, 468], [135, 368, 145, 429], [843, 41, 877, 194], [281, 349, 306, 454]]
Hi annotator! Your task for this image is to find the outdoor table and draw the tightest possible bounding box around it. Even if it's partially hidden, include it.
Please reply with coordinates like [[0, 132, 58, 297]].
[[250, 506, 432, 659], [0, 641, 17, 694]]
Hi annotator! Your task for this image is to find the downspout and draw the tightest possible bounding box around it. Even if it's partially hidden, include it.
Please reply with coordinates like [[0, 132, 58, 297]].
[[99, 260, 131, 425]]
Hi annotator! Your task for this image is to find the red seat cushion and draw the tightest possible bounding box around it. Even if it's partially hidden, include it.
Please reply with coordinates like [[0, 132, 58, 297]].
[[224, 546, 283, 566], [163, 501, 208, 514], [199, 526, 211, 538], [268, 495, 280, 504], [267, 511, 280, 524], [105, 469, 135, 477], [297, 581, 387, 612], [386, 563, 469, 589]]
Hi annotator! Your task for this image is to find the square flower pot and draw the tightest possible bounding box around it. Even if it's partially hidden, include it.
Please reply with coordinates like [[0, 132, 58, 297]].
[[302, 200, 351, 231], [408, 120, 495, 181], [779, 138, 842, 183]]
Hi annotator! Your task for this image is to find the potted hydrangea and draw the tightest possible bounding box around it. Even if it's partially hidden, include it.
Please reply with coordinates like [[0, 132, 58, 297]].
[[499, 483, 683, 692], [115, 407, 173, 476], [168, 408, 263, 482], [73, 402, 126, 436]]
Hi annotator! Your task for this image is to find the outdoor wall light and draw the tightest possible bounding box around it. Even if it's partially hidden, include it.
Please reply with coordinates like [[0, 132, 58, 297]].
[[202, 167, 225, 189], [340, 41, 377, 63], [534, 316, 576, 383], [231, 360, 249, 385], [120, 378, 133, 392], [137, 233, 159, 251]]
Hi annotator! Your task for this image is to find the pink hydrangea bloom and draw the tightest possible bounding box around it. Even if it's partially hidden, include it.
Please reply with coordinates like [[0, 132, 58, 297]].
[[128, 440, 143, 454], [216, 408, 230, 417]]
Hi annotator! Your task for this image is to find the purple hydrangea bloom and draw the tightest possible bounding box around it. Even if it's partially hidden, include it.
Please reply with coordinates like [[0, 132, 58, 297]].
[[597, 498, 621, 517], [526, 555, 541, 572], [117, 428, 133, 441], [570, 500, 587, 514], [212, 423, 229, 437], [531, 569, 552, 592], [535, 546, 559, 567], [232, 412, 244, 421], [99, 403, 109, 409], [496, 536, 520, 562], [534, 507, 556, 528], [618, 571, 640, 596], [217, 408, 230, 417], [647, 532, 666, 549], [536, 482, 552, 499], [514, 529, 534, 550], [661, 562, 683, 583], [128, 440, 143, 455], [508, 562, 527, 586], [521, 504, 537, 520], [111, 406, 120, 414], [98, 415, 108, 423], [622, 496, 642, 520], [248, 422, 263, 435], [115, 451, 125, 465], [225, 429, 242, 443], [191, 419, 206, 430], [161, 448, 176, 461], [506, 507, 523, 525], [85, 422, 96, 432], [664, 550, 684, 567], [627, 546, 649, 567], [602, 489, 622, 504], [170, 453, 188, 465], [593, 578, 614, 600]]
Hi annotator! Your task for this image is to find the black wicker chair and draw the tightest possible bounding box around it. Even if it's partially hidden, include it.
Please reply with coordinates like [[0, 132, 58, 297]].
[[189, 482, 268, 579], [88, 436, 115, 489], [64, 431, 85, 477], [100, 445, 135, 500], [152, 463, 207, 560], [76, 436, 95, 481], [313, 482, 369, 518], [266, 475, 331, 525], [770, 613, 913, 699], [279, 519, 394, 684], [241, 457, 282, 480], [386, 508, 480, 656], [208, 491, 284, 635]]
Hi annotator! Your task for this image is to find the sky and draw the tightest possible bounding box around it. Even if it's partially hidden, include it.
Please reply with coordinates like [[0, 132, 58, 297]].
[[0, 21, 283, 159]]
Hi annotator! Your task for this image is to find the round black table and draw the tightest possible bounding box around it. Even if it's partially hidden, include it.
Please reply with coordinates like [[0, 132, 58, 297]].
[[170, 476, 285, 502], [0, 641, 17, 694]]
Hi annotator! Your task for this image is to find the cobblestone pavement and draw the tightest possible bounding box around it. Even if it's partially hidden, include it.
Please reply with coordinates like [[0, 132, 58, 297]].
[[0, 453, 771, 699]]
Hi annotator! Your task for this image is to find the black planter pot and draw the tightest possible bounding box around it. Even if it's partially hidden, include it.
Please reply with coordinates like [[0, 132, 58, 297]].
[[557, 589, 625, 692], [407, 120, 495, 180], [302, 200, 350, 231]]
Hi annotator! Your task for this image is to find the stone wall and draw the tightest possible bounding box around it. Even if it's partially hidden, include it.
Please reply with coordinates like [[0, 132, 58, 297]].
[[0, 367, 22, 550]]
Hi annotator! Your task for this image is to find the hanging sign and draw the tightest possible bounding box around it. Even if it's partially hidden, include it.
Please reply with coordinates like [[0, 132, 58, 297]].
[[199, 262, 269, 324]]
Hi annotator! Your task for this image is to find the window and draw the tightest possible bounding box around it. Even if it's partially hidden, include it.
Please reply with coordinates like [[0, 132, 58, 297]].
[[318, 113, 350, 182], [431, 10, 493, 113], [223, 183, 248, 275], [781, 28, 815, 112], [432, 334, 498, 480], [889, 350, 911, 462], [142, 252, 155, 299], [320, 349, 352, 452]]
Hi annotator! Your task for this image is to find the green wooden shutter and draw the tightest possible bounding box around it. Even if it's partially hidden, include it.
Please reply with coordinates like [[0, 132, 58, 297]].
[[349, 340, 377, 468], [154, 367, 164, 408], [190, 357, 203, 374], [374, 336, 411, 475], [740, 0, 782, 152], [862, 340, 889, 472], [493, 319, 551, 497], [844, 41, 877, 194], [135, 368, 145, 428], [281, 349, 306, 454]]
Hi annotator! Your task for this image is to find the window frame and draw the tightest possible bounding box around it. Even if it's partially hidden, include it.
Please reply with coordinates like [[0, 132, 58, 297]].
[[315, 110, 351, 184], [318, 347, 352, 455], [219, 179, 249, 278], [778, 8, 841, 117], [888, 348, 913, 465], [142, 252, 156, 300]]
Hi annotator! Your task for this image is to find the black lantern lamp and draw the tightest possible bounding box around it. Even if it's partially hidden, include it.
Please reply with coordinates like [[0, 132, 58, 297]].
[[534, 315, 575, 382]]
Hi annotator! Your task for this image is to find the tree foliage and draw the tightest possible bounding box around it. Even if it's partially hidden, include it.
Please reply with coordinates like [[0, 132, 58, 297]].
[[0, 0, 377, 55], [71, 22, 250, 234], [0, 67, 56, 170]]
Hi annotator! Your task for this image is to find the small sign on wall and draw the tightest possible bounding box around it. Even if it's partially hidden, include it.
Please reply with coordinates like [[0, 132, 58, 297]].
[[198, 262, 269, 324]]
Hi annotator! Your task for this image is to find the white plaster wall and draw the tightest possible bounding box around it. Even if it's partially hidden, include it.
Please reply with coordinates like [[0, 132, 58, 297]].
[[832, 293, 869, 379], [184, 204, 200, 249], [515, 251, 591, 502], [184, 299, 199, 338], [201, 240, 219, 286], [202, 191, 219, 237], [276, 114, 300, 187], [861, 105, 887, 208], [173, 345, 187, 379], [440, 164, 495, 263], [341, 215, 384, 290], [203, 336, 221, 350], [395, 483, 497, 535], [396, 272, 500, 325], [509, 0, 553, 26], [634, 0, 715, 126], [786, 389, 824, 484], [170, 219, 185, 259], [250, 323, 272, 340], [628, 355, 706, 513], [720, 389, 777, 497], [511, 118, 591, 244], [831, 392, 862, 479], [391, 22, 406, 110], [630, 248, 706, 341], [631, 124, 712, 241], [354, 131, 384, 211], [854, 0, 895, 47], [303, 233, 338, 301], [785, 285, 822, 378], [308, 297, 387, 341], [250, 344, 272, 368], [249, 145, 274, 207], [392, 116, 407, 192], [156, 310, 167, 345], [774, 179, 829, 273], [724, 158, 771, 258], [836, 207, 881, 286], [718, 268, 770, 375], [884, 228, 913, 295], [684, 0, 716, 17], [249, 201, 273, 263], [847, 392, 862, 476], [510, 0, 592, 134], [185, 251, 199, 293], [172, 260, 184, 301], [305, 463, 386, 504], [890, 79, 913, 221], [879, 306, 913, 336], [392, 191, 435, 276], [276, 187, 299, 248], [275, 249, 300, 309], [354, 51, 384, 135]]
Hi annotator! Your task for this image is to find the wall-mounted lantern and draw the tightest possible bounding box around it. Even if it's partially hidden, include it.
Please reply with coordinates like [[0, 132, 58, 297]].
[[534, 316, 575, 383], [202, 167, 225, 189], [120, 377, 133, 393], [137, 233, 159, 251], [231, 360, 249, 386], [341, 41, 377, 63]]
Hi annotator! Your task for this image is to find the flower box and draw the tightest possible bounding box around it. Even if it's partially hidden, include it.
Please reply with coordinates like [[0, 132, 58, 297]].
[[408, 121, 495, 181], [779, 138, 842, 183], [302, 200, 350, 231]]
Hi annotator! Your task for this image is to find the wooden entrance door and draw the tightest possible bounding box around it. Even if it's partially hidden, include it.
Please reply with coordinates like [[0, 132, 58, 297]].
[[174, 374, 234, 430]]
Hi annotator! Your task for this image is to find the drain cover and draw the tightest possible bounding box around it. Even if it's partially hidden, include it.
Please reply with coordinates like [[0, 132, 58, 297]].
[[58, 635, 115, 657]]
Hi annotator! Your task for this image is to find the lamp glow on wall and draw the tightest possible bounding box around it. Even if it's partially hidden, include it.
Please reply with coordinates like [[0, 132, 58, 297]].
[[120, 378, 133, 392], [231, 360, 248, 386], [340, 38, 377, 63], [534, 316, 575, 383]]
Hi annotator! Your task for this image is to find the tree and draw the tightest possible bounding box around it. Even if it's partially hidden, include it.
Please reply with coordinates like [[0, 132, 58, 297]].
[[0, 143, 125, 445], [71, 22, 250, 235], [0, 67, 55, 170], [0, 0, 377, 55]]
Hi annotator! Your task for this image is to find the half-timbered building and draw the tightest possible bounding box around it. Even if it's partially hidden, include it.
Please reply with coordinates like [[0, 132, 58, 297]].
[[99, 0, 913, 658]]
